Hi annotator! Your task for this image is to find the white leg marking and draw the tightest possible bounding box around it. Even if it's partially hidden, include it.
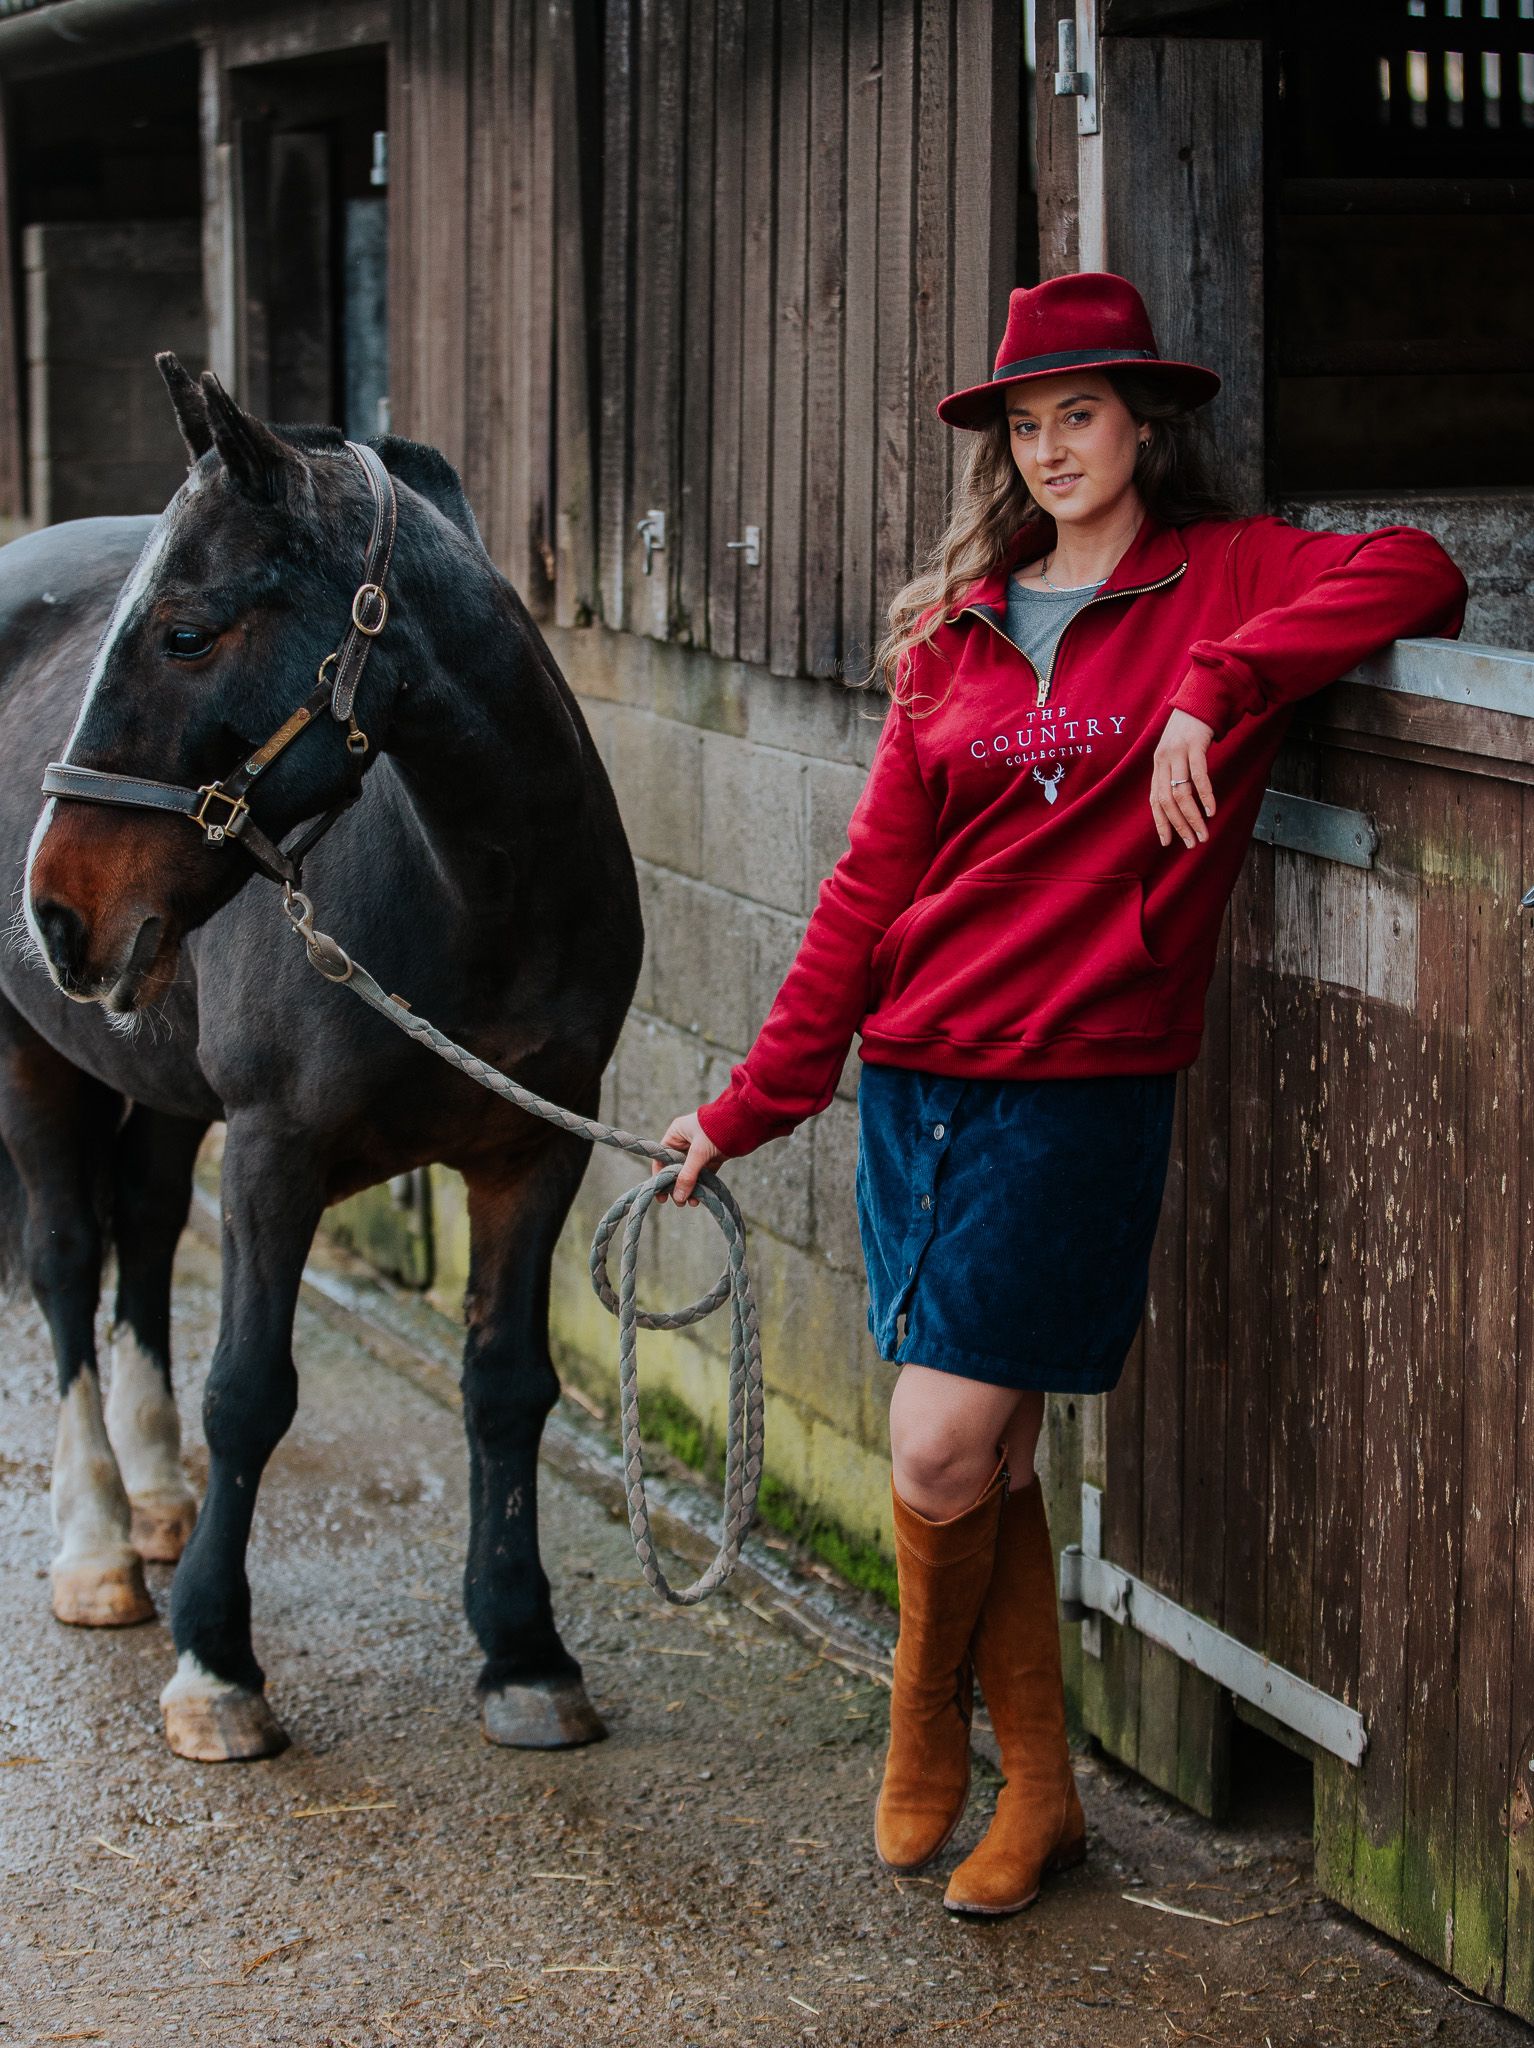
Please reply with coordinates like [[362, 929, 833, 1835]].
[[51, 1369, 136, 1572], [160, 1650, 243, 1711], [105, 1329, 191, 1503]]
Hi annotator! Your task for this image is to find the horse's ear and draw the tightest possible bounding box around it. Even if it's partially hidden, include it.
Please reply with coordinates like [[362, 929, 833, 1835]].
[[156, 352, 213, 461], [199, 371, 296, 503]]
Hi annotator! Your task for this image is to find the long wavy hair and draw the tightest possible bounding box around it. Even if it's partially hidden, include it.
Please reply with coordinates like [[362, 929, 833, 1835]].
[[869, 368, 1242, 712]]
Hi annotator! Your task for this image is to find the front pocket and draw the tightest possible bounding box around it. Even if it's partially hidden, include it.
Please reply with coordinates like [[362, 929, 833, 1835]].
[[873, 867, 1163, 1044]]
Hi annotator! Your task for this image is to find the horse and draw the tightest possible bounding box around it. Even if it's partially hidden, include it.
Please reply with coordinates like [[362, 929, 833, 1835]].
[[0, 356, 643, 1762]]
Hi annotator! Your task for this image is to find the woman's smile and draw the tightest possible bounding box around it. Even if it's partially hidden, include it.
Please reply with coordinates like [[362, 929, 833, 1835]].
[[1043, 472, 1083, 494]]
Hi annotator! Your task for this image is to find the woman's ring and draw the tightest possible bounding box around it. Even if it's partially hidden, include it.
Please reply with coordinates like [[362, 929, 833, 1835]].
[[1170, 777, 1188, 787]]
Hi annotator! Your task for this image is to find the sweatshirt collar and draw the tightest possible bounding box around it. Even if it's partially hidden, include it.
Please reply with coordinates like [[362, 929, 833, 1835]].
[[949, 509, 1189, 620]]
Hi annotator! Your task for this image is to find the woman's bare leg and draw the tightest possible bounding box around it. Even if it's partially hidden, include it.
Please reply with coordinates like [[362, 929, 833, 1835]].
[[890, 1367, 1046, 1520]]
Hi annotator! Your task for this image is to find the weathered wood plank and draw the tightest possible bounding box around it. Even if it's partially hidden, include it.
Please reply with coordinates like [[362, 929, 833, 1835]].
[[1350, 785, 1423, 1937], [952, 0, 1018, 410], [1136, 1067, 1188, 1800], [1310, 753, 1372, 1902], [1033, 0, 1079, 279], [734, 0, 775, 668], [1224, 836, 1274, 1655], [552, 0, 598, 627], [1453, 773, 1521, 2002], [424, 0, 470, 468], [802, 0, 846, 680], [1399, 771, 1470, 1973], [768, 0, 810, 677], [838, 0, 880, 680], [524, 0, 557, 618], [1267, 830, 1322, 1691], [461, 0, 499, 547], [706, 0, 747, 658], [598, 0, 636, 631], [630, 0, 687, 638], [1507, 791, 1534, 2020], [676, 0, 716, 647], [500, 0, 534, 587], [911, 0, 953, 558], [386, 0, 414, 435], [1099, 36, 1264, 512], [873, 0, 916, 642], [1178, 901, 1233, 1817]]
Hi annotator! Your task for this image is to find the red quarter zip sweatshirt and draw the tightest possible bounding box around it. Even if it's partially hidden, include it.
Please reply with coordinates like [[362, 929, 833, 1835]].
[[696, 509, 1468, 1159]]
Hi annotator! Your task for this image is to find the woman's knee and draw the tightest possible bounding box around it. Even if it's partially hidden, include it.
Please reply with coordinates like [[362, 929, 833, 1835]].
[[889, 1387, 1002, 1516]]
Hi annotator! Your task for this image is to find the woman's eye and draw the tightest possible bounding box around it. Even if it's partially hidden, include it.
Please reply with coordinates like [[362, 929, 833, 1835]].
[[165, 626, 216, 660]]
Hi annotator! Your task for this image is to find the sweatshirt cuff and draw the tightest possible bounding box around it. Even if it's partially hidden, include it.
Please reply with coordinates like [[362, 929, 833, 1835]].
[[696, 1082, 792, 1160], [1169, 650, 1263, 743]]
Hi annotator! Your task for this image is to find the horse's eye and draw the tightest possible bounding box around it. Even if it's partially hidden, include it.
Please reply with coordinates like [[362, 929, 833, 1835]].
[[165, 625, 216, 660]]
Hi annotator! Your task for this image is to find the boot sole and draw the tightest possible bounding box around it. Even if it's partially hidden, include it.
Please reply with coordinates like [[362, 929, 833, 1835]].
[[942, 1829, 1088, 1917], [873, 1760, 972, 1876]]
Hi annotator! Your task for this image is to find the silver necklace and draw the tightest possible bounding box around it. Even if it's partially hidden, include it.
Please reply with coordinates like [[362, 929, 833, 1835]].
[[1036, 552, 1104, 593]]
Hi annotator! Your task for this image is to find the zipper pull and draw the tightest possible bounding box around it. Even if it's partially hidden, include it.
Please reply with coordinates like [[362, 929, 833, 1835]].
[[1036, 678, 1049, 708]]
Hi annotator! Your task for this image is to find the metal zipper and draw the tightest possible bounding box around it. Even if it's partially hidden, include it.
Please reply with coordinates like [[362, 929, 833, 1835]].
[[959, 559, 1188, 708]]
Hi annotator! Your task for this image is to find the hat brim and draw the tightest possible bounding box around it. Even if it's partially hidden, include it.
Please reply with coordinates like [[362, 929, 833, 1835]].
[[936, 358, 1222, 430]]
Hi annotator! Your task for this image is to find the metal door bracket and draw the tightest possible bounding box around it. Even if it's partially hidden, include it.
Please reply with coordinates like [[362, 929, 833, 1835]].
[[1253, 788, 1378, 869], [1061, 1484, 1368, 1766]]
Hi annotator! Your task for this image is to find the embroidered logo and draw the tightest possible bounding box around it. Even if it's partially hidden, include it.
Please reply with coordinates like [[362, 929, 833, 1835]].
[[1032, 762, 1065, 804]]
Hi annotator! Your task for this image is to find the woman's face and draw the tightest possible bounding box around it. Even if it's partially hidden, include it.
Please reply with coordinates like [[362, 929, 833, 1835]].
[[1003, 371, 1144, 527]]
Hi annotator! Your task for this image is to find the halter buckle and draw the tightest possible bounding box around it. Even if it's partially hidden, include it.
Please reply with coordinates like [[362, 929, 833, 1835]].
[[351, 582, 389, 636], [191, 784, 249, 845]]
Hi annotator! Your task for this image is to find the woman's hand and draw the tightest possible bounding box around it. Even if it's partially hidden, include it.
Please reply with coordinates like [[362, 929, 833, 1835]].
[[1150, 708, 1217, 849], [650, 1111, 724, 1205]]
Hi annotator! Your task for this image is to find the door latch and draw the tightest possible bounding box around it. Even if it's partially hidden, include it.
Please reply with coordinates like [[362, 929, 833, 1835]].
[[725, 524, 760, 569]]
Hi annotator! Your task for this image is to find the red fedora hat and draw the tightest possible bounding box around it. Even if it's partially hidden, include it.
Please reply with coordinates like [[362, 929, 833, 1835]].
[[937, 270, 1220, 429]]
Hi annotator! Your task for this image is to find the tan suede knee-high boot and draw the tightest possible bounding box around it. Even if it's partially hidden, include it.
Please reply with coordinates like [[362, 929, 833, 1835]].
[[874, 1459, 1006, 1874], [943, 1474, 1086, 1915]]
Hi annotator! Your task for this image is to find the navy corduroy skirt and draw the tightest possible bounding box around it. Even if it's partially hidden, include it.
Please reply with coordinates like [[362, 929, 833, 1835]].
[[854, 1059, 1178, 1393]]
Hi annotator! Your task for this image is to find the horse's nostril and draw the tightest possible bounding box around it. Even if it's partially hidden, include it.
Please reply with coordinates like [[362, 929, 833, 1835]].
[[34, 899, 89, 983]]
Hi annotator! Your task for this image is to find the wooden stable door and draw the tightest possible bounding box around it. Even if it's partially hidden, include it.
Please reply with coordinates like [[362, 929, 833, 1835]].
[[1047, 639, 1534, 2023]]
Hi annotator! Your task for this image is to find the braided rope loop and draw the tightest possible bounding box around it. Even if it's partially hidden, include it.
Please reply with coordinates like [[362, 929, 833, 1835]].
[[282, 893, 763, 1604]]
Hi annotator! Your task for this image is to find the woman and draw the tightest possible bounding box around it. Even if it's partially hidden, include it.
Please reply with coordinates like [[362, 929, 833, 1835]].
[[652, 272, 1468, 1916]]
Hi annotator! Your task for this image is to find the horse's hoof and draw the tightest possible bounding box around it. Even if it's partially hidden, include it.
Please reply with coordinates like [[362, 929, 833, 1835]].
[[129, 1491, 198, 1564], [51, 1554, 155, 1628], [481, 1676, 607, 1749], [160, 1655, 289, 1763]]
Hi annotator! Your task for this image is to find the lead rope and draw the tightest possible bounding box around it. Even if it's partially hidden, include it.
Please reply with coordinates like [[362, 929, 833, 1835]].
[[282, 888, 762, 1606]]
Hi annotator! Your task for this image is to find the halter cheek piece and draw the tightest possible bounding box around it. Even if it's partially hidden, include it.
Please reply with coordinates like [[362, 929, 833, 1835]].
[[40, 439, 399, 891]]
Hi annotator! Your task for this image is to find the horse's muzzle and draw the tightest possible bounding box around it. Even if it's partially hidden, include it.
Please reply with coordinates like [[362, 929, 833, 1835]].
[[33, 898, 166, 1011]]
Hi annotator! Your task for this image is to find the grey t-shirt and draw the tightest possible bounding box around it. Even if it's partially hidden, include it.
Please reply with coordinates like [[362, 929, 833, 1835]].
[[1003, 572, 1106, 677]]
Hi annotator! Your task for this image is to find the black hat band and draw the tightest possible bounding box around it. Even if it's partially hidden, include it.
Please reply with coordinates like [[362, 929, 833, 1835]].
[[991, 345, 1159, 379]]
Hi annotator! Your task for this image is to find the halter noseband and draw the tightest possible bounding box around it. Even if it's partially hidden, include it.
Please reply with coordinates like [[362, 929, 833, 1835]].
[[40, 439, 399, 891]]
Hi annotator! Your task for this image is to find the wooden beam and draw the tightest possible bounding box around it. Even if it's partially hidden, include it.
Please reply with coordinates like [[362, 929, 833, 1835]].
[[1094, 35, 1265, 512]]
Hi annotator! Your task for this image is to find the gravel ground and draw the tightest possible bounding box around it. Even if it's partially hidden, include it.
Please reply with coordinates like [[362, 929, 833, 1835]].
[[1, 1229, 1529, 2048]]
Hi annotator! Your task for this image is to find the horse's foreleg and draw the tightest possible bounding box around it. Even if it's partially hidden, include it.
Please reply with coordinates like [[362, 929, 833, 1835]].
[[161, 1119, 321, 1763], [463, 1135, 605, 1749], [105, 1106, 207, 1564], [0, 1005, 150, 1627]]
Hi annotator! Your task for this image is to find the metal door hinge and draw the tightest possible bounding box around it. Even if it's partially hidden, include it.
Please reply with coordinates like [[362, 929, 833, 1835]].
[[1060, 1484, 1367, 1767], [636, 508, 666, 576], [1054, 1, 1098, 136]]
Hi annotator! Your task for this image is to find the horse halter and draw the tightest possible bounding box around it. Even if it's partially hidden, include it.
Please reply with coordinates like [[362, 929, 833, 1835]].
[[40, 439, 399, 891]]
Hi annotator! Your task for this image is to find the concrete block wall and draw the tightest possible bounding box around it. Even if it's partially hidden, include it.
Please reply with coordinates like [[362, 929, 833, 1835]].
[[1280, 489, 1534, 652], [527, 622, 903, 1555], [24, 220, 204, 523]]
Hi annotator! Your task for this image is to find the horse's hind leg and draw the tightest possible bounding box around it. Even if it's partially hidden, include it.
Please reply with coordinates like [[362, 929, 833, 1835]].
[[105, 1105, 208, 1563], [462, 1131, 605, 1749], [0, 999, 150, 1626]]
